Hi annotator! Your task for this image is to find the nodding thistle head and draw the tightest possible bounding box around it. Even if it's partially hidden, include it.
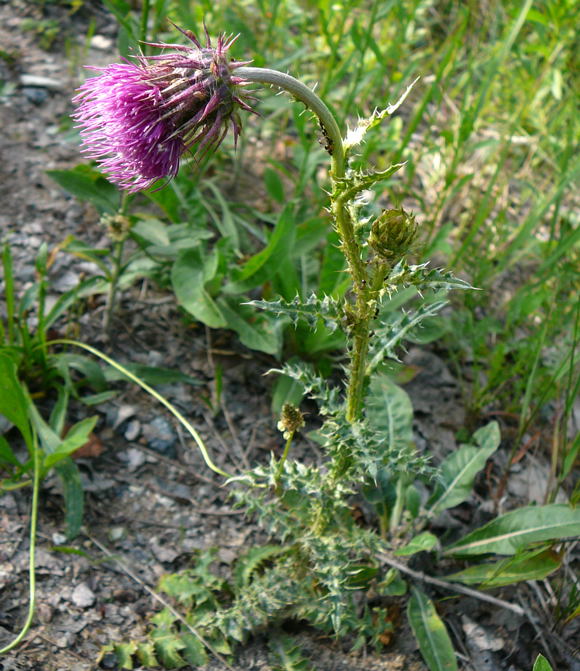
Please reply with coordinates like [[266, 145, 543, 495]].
[[72, 25, 256, 192], [277, 403, 305, 440], [368, 207, 418, 263]]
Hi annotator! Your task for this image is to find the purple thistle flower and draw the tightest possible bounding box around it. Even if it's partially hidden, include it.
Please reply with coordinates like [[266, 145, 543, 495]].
[[72, 26, 255, 192]]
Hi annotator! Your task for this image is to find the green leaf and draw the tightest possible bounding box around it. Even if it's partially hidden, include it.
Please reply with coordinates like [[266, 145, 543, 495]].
[[43, 416, 98, 471], [0, 434, 20, 467], [224, 206, 296, 294], [247, 293, 341, 332], [263, 166, 285, 204], [366, 373, 414, 447], [55, 458, 84, 539], [234, 545, 289, 589], [445, 547, 561, 587], [112, 640, 137, 669], [136, 641, 159, 667], [427, 421, 500, 516], [171, 247, 226, 329], [151, 629, 186, 668], [217, 298, 285, 356], [0, 353, 33, 450], [180, 633, 208, 666], [407, 587, 458, 671], [395, 532, 439, 556], [445, 504, 580, 556], [532, 654, 554, 671], [47, 166, 120, 214]]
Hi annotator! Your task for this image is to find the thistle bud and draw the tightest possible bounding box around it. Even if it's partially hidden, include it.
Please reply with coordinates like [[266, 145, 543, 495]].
[[73, 26, 256, 192], [277, 403, 305, 439], [101, 213, 132, 241], [368, 208, 418, 263]]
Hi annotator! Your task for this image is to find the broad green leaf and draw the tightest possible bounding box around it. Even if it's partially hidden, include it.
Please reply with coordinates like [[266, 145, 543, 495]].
[[365, 373, 414, 447], [43, 416, 98, 470], [445, 547, 561, 587], [445, 504, 580, 556], [407, 587, 458, 671], [171, 247, 226, 329], [532, 654, 554, 671], [428, 421, 500, 516], [0, 353, 33, 450], [395, 532, 439, 556], [55, 459, 84, 539], [217, 298, 285, 356], [224, 206, 296, 294], [47, 166, 119, 214]]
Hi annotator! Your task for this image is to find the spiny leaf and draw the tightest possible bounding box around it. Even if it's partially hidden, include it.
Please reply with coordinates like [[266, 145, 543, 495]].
[[136, 641, 159, 667], [344, 77, 419, 152], [150, 629, 186, 669], [367, 301, 448, 371], [247, 293, 341, 332], [234, 545, 290, 589], [268, 634, 314, 671], [333, 163, 406, 201], [384, 261, 474, 297], [180, 633, 209, 667], [270, 361, 342, 416]]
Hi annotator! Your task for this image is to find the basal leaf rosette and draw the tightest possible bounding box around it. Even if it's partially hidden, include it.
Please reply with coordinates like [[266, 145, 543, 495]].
[[72, 27, 255, 192]]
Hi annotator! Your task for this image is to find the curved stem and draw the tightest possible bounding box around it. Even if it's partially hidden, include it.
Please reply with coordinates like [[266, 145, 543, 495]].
[[236, 67, 345, 177], [0, 432, 40, 654], [45, 340, 231, 479], [238, 66, 371, 420]]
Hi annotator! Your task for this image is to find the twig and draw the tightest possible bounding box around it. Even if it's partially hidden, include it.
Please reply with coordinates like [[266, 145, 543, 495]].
[[87, 534, 235, 671], [378, 552, 526, 617]]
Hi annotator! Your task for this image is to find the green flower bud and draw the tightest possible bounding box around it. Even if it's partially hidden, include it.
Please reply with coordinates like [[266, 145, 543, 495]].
[[101, 214, 132, 242], [277, 403, 305, 439], [368, 208, 418, 263]]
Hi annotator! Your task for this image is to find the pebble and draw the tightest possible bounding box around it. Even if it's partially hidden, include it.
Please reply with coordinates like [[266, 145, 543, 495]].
[[145, 416, 177, 457], [71, 582, 96, 609], [123, 418, 141, 441], [90, 34, 113, 50], [22, 86, 48, 105]]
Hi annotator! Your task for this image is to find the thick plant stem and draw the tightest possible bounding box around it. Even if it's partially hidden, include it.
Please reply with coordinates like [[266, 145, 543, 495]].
[[238, 67, 372, 421]]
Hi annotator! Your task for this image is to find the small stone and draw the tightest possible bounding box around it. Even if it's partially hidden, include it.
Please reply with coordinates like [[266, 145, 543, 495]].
[[22, 87, 48, 105], [90, 35, 113, 50], [124, 418, 141, 442], [52, 532, 67, 545], [145, 416, 177, 457], [109, 526, 127, 542], [71, 582, 96, 609]]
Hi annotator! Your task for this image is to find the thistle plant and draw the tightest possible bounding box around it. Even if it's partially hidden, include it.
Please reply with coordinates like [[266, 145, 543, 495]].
[[74, 23, 466, 661], [72, 24, 529, 669]]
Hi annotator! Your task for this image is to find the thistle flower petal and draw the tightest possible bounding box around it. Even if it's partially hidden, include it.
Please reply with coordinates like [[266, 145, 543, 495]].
[[72, 28, 255, 192]]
